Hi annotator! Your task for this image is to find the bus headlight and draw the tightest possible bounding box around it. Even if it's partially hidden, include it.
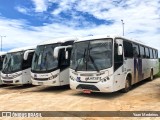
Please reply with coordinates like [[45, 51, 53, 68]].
[[12, 73, 22, 78], [48, 74, 58, 80], [100, 76, 110, 82], [70, 76, 75, 81]]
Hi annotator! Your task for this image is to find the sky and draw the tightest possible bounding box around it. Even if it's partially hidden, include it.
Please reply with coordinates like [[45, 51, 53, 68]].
[[0, 0, 160, 56]]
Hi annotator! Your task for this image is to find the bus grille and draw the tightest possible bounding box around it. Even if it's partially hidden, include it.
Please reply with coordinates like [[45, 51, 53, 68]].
[[3, 80, 13, 84], [76, 84, 100, 91]]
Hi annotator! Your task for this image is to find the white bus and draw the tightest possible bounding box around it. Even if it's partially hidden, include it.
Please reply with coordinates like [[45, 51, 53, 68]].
[[31, 37, 77, 86], [1, 46, 35, 85], [0, 52, 6, 85], [70, 35, 159, 93]]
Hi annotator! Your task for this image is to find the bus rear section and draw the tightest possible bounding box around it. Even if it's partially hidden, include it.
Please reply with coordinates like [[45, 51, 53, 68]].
[[1, 46, 35, 85], [69, 35, 159, 93], [31, 38, 76, 86]]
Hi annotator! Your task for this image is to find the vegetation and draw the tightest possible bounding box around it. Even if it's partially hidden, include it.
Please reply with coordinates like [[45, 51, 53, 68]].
[[155, 59, 160, 78]]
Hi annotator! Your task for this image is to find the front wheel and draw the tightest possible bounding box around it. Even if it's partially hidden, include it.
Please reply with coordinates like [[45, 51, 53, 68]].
[[121, 77, 131, 93]]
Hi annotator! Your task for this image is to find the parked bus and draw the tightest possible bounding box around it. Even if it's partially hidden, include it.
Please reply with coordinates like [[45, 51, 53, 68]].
[[0, 52, 6, 85], [31, 37, 77, 86], [70, 35, 159, 93], [1, 46, 35, 85]]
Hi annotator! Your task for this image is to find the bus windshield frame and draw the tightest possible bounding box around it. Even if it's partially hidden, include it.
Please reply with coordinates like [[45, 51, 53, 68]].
[[2, 51, 24, 74], [70, 38, 113, 71], [31, 43, 61, 73]]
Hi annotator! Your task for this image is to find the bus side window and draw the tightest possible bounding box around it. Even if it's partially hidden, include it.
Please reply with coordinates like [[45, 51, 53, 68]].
[[156, 50, 158, 58], [149, 48, 153, 59], [139, 45, 145, 58], [133, 44, 139, 58], [22, 52, 34, 69], [153, 49, 156, 59], [114, 42, 123, 71], [145, 47, 150, 58], [123, 41, 133, 58]]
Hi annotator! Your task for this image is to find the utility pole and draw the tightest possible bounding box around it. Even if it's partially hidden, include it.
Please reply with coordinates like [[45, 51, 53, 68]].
[[121, 20, 125, 36], [0, 35, 6, 51]]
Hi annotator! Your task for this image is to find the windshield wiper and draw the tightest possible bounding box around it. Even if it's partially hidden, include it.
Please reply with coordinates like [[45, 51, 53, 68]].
[[44, 53, 48, 71], [3, 58, 11, 73], [88, 49, 99, 72], [75, 49, 86, 71]]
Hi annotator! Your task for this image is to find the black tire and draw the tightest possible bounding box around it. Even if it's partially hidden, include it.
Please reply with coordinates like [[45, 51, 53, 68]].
[[121, 76, 131, 93], [149, 70, 153, 81]]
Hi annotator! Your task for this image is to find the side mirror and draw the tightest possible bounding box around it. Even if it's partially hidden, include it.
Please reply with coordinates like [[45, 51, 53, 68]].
[[53, 46, 72, 59], [118, 45, 123, 55], [65, 51, 68, 59], [24, 50, 35, 60], [53, 47, 59, 59], [65, 45, 72, 59]]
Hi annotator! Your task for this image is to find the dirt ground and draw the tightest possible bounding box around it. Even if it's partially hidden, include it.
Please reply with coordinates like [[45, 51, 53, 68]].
[[0, 78, 159, 120]]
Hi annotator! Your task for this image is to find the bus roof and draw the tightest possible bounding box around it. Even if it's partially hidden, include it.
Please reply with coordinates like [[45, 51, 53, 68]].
[[38, 37, 78, 46], [75, 35, 157, 50], [8, 46, 36, 53], [0, 52, 6, 56]]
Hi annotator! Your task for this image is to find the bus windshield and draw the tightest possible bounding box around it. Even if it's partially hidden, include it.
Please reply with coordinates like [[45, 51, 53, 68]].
[[2, 52, 24, 74], [70, 39, 113, 71], [31, 43, 61, 72]]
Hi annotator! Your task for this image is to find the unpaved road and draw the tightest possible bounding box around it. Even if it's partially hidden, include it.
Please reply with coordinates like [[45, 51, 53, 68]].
[[0, 78, 159, 120]]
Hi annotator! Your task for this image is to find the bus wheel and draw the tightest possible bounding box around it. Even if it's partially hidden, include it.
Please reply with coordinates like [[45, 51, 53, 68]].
[[121, 76, 131, 93], [149, 70, 153, 81]]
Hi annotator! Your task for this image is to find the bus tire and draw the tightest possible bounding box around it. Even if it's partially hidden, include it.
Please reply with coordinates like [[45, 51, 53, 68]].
[[149, 70, 153, 81], [121, 76, 131, 93]]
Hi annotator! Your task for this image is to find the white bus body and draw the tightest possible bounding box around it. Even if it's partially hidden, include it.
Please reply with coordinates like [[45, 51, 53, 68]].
[[1, 46, 35, 85], [0, 52, 6, 85], [70, 35, 159, 93], [31, 37, 77, 86]]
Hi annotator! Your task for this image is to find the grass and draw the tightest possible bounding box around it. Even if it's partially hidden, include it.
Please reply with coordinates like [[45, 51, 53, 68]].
[[155, 61, 160, 78]]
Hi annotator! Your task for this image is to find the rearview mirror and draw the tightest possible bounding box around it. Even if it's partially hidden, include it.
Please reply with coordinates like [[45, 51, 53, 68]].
[[53, 46, 66, 59], [118, 45, 123, 55], [65, 51, 68, 59], [53, 46, 72, 59], [24, 50, 35, 60]]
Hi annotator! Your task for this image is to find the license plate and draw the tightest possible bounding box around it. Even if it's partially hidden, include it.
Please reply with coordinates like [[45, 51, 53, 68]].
[[83, 89, 91, 94], [38, 82, 43, 85]]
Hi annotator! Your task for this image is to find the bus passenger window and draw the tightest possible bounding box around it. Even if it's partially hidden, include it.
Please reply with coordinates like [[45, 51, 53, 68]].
[[145, 47, 150, 58], [133, 44, 139, 58], [123, 41, 133, 58], [149, 49, 153, 59], [139, 46, 145, 58]]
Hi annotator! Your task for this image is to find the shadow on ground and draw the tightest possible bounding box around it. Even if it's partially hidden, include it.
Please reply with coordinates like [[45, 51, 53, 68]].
[[71, 78, 154, 100], [31, 85, 70, 93], [1, 84, 36, 90]]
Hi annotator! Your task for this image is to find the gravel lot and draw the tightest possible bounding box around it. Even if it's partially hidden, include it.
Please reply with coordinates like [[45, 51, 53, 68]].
[[0, 78, 159, 120]]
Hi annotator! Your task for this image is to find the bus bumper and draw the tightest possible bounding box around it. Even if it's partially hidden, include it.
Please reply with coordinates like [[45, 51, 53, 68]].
[[70, 80, 114, 93], [2, 79, 27, 85], [31, 79, 61, 86]]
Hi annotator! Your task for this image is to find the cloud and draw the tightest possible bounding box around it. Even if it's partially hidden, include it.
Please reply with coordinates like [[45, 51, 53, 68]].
[[15, 6, 27, 14], [2, 0, 160, 56], [31, 0, 48, 12]]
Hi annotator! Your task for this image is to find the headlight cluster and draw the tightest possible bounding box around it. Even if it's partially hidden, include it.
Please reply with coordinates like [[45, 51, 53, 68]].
[[12, 73, 22, 78], [70, 76, 75, 81], [48, 74, 58, 80], [100, 76, 110, 82]]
